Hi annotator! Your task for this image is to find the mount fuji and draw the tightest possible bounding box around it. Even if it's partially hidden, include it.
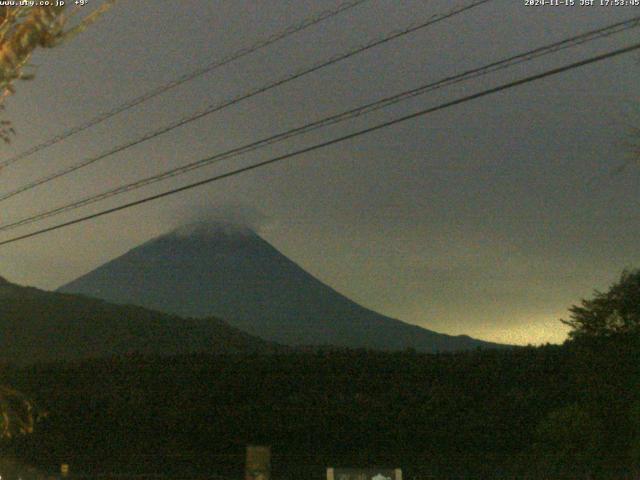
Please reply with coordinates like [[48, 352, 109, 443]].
[[58, 222, 503, 352]]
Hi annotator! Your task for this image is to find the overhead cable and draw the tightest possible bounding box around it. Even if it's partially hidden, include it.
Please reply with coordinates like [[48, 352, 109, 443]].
[[1, 15, 638, 232], [1, 40, 639, 246], [0, 0, 492, 201]]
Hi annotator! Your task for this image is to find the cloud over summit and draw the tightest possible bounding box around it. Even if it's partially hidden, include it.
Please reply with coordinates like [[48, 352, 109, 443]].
[[171, 203, 270, 237]]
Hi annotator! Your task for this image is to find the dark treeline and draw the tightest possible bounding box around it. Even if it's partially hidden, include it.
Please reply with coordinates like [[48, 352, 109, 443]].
[[3, 334, 639, 480]]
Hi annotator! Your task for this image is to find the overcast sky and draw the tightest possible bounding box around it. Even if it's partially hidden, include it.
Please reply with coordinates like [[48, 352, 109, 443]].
[[0, 0, 639, 345]]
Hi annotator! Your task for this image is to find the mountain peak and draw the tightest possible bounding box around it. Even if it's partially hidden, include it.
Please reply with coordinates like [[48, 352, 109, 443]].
[[170, 221, 257, 239]]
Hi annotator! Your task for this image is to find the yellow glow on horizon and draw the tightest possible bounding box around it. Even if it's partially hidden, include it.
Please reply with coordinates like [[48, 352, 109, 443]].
[[470, 315, 572, 346]]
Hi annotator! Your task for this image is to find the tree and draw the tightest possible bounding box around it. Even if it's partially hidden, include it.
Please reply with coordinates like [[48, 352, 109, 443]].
[[561, 268, 640, 340], [529, 403, 604, 479], [0, 385, 38, 439], [0, 2, 116, 441], [629, 400, 640, 479], [0, 1, 116, 143]]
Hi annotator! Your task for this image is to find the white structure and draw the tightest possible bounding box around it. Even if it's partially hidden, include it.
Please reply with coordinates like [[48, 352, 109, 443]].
[[327, 467, 402, 480]]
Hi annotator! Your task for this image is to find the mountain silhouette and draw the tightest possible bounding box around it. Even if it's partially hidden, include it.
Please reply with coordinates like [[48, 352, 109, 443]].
[[58, 222, 504, 352], [0, 274, 279, 365]]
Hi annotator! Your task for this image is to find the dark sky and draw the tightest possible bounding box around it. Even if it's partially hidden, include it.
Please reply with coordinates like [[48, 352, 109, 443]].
[[1, 0, 639, 345]]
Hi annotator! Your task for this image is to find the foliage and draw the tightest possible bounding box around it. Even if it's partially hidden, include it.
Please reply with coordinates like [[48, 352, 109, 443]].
[[0, 1, 116, 143], [529, 403, 604, 478], [0, 1, 116, 442], [3, 338, 638, 479], [0, 457, 45, 480], [562, 269, 640, 340], [629, 400, 640, 475], [0, 386, 37, 439]]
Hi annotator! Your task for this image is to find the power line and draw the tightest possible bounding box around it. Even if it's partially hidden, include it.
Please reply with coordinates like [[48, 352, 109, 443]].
[[0, 0, 492, 203], [0, 0, 371, 170], [1, 40, 638, 247], [1, 15, 638, 233]]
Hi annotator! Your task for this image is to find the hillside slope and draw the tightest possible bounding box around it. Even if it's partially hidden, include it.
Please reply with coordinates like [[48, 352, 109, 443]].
[[0, 275, 279, 365]]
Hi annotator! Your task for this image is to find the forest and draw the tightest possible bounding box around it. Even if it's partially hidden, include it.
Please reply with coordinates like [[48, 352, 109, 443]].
[[0, 333, 637, 480]]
